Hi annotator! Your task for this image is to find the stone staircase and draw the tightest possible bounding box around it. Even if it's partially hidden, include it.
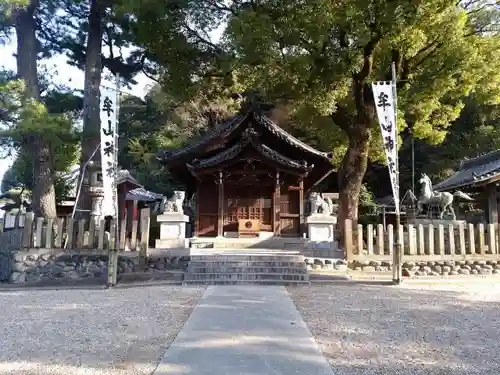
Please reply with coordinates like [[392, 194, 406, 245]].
[[183, 249, 310, 285]]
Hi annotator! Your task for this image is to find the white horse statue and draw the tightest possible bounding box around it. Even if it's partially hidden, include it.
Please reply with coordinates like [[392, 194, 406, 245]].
[[417, 173, 473, 220]]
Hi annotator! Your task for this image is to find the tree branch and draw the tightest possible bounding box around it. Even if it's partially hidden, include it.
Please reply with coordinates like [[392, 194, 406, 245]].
[[353, 33, 381, 83], [331, 104, 354, 134]]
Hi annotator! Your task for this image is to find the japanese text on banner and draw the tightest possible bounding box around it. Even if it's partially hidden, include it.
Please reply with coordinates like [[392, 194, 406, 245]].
[[99, 87, 118, 217], [371, 82, 399, 214]]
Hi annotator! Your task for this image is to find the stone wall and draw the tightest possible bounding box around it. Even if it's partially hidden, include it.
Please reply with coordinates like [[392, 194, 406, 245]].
[[5, 249, 189, 284], [0, 229, 23, 250], [347, 259, 500, 276], [0, 229, 24, 282], [401, 260, 500, 276]]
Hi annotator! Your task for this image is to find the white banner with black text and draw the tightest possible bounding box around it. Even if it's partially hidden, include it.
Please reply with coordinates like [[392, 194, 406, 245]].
[[371, 82, 399, 214], [99, 86, 118, 217]]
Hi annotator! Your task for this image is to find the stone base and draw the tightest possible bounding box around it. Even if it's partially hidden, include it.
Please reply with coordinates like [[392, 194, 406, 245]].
[[306, 214, 337, 242], [155, 239, 190, 249], [156, 213, 189, 249]]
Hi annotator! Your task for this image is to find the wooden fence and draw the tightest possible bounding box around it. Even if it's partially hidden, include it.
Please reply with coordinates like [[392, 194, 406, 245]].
[[2, 208, 151, 255], [344, 219, 500, 261]]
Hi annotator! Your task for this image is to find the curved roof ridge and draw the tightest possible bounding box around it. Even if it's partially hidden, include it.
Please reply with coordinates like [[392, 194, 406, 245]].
[[157, 114, 247, 162], [187, 132, 312, 173], [254, 113, 331, 159], [460, 149, 500, 170]]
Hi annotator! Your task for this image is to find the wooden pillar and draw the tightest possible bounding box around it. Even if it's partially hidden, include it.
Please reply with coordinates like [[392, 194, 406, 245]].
[[273, 172, 281, 236], [132, 200, 138, 221], [299, 178, 304, 236], [194, 184, 200, 237], [486, 184, 499, 224], [217, 171, 224, 237]]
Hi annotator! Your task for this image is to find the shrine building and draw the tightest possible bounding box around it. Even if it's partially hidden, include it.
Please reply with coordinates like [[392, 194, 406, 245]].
[[158, 109, 335, 238]]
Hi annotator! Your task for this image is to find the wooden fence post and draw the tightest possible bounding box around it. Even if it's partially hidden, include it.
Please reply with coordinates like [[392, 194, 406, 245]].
[[344, 219, 353, 261], [478, 223, 485, 255], [119, 217, 127, 251], [468, 223, 475, 255], [55, 218, 64, 248], [407, 224, 416, 255], [458, 224, 466, 256], [416, 224, 424, 255], [367, 224, 373, 255], [139, 208, 151, 267], [130, 218, 138, 251], [428, 224, 434, 255], [387, 224, 394, 256], [437, 224, 445, 257], [376, 224, 384, 255], [22, 212, 35, 249], [488, 223, 496, 254], [356, 224, 363, 255], [448, 224, 455, 255], [45, 218, 54, 249], [35, 217, 44, 248]]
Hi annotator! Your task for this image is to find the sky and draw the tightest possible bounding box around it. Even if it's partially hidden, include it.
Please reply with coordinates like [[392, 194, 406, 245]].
[[0, 37, 154, 196]]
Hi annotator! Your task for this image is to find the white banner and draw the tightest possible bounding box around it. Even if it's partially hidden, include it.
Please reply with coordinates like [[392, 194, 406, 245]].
[[99, 86, 118, 217], [371, 82, 399, 214]]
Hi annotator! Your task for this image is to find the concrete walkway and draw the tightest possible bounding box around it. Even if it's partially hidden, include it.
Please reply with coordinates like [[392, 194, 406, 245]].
[[153, 285, 334, 375]]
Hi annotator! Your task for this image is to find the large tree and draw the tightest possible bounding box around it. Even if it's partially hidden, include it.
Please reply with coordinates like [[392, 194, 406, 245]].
[[125, 0, 500, 225], [42, 0, 149, 218], [0, 0, 60, 217]]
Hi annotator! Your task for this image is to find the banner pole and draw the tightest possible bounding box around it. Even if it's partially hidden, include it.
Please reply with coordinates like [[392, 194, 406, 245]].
[[113, 73, 121, 286], [391, 62, 403, 285], [106, 74, 121, 288]]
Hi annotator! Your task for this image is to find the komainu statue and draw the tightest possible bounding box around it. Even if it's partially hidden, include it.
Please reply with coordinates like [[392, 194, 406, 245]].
[[160, 191, 186, 214], [309, 192, 334, 215]]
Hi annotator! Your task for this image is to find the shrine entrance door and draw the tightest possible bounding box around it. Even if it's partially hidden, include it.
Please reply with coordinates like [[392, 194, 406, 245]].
[[223, 185, 273, 233]]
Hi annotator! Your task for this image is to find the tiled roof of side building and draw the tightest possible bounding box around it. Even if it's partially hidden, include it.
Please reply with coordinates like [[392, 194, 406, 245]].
[[434, 149, 500, 191]]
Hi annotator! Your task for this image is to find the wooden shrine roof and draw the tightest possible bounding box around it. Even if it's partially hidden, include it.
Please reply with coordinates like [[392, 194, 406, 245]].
[[434, 149, 500, 191], [158, 110, 332, 164], [186, 128, 313, 175], [158, 109, 335, 191]]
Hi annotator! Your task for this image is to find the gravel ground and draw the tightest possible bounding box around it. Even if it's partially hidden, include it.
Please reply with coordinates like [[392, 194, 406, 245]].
[[0, 283, 205, 375], [288, 281, 500, 375]]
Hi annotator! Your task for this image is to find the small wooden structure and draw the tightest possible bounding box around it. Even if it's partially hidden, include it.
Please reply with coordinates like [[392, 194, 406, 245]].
[[434, 150, 500, 224], [158, 108, 335, 238], [238, 219, 260, 237]]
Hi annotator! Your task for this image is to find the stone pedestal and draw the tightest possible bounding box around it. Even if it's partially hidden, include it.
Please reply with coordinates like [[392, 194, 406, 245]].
[[155, 213, 190, 249], [306, 214, 337, 242]]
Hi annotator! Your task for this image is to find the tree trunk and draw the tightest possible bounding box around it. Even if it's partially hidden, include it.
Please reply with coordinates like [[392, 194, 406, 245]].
[[337, 128, 372, 225], [76, 0, 104, 219], [14, 0, 57, 218]]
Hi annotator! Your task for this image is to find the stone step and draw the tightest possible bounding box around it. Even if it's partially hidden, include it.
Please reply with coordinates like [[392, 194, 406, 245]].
[[190, 239, 306, 250], [188, 261, 306, 267], [184, 273, 309, 282], [182, 279, 310, 285], [189, 255, 305, 262], [187, 266, 308, 274]]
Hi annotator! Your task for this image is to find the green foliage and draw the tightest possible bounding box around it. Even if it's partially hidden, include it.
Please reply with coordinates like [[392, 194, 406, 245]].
[[359, 184, 377, 213], [408, 95, 500, 183], [0, 77, 80, 156], [118, 86, 238, 195], [1, 152, 76, 202], [0, 70, 80, 201], [125, 0, 500, 158]]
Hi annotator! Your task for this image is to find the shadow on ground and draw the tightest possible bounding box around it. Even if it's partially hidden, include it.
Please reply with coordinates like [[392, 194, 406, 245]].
[[289, 282, 500, 375], [0, 281, 499, 374]]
